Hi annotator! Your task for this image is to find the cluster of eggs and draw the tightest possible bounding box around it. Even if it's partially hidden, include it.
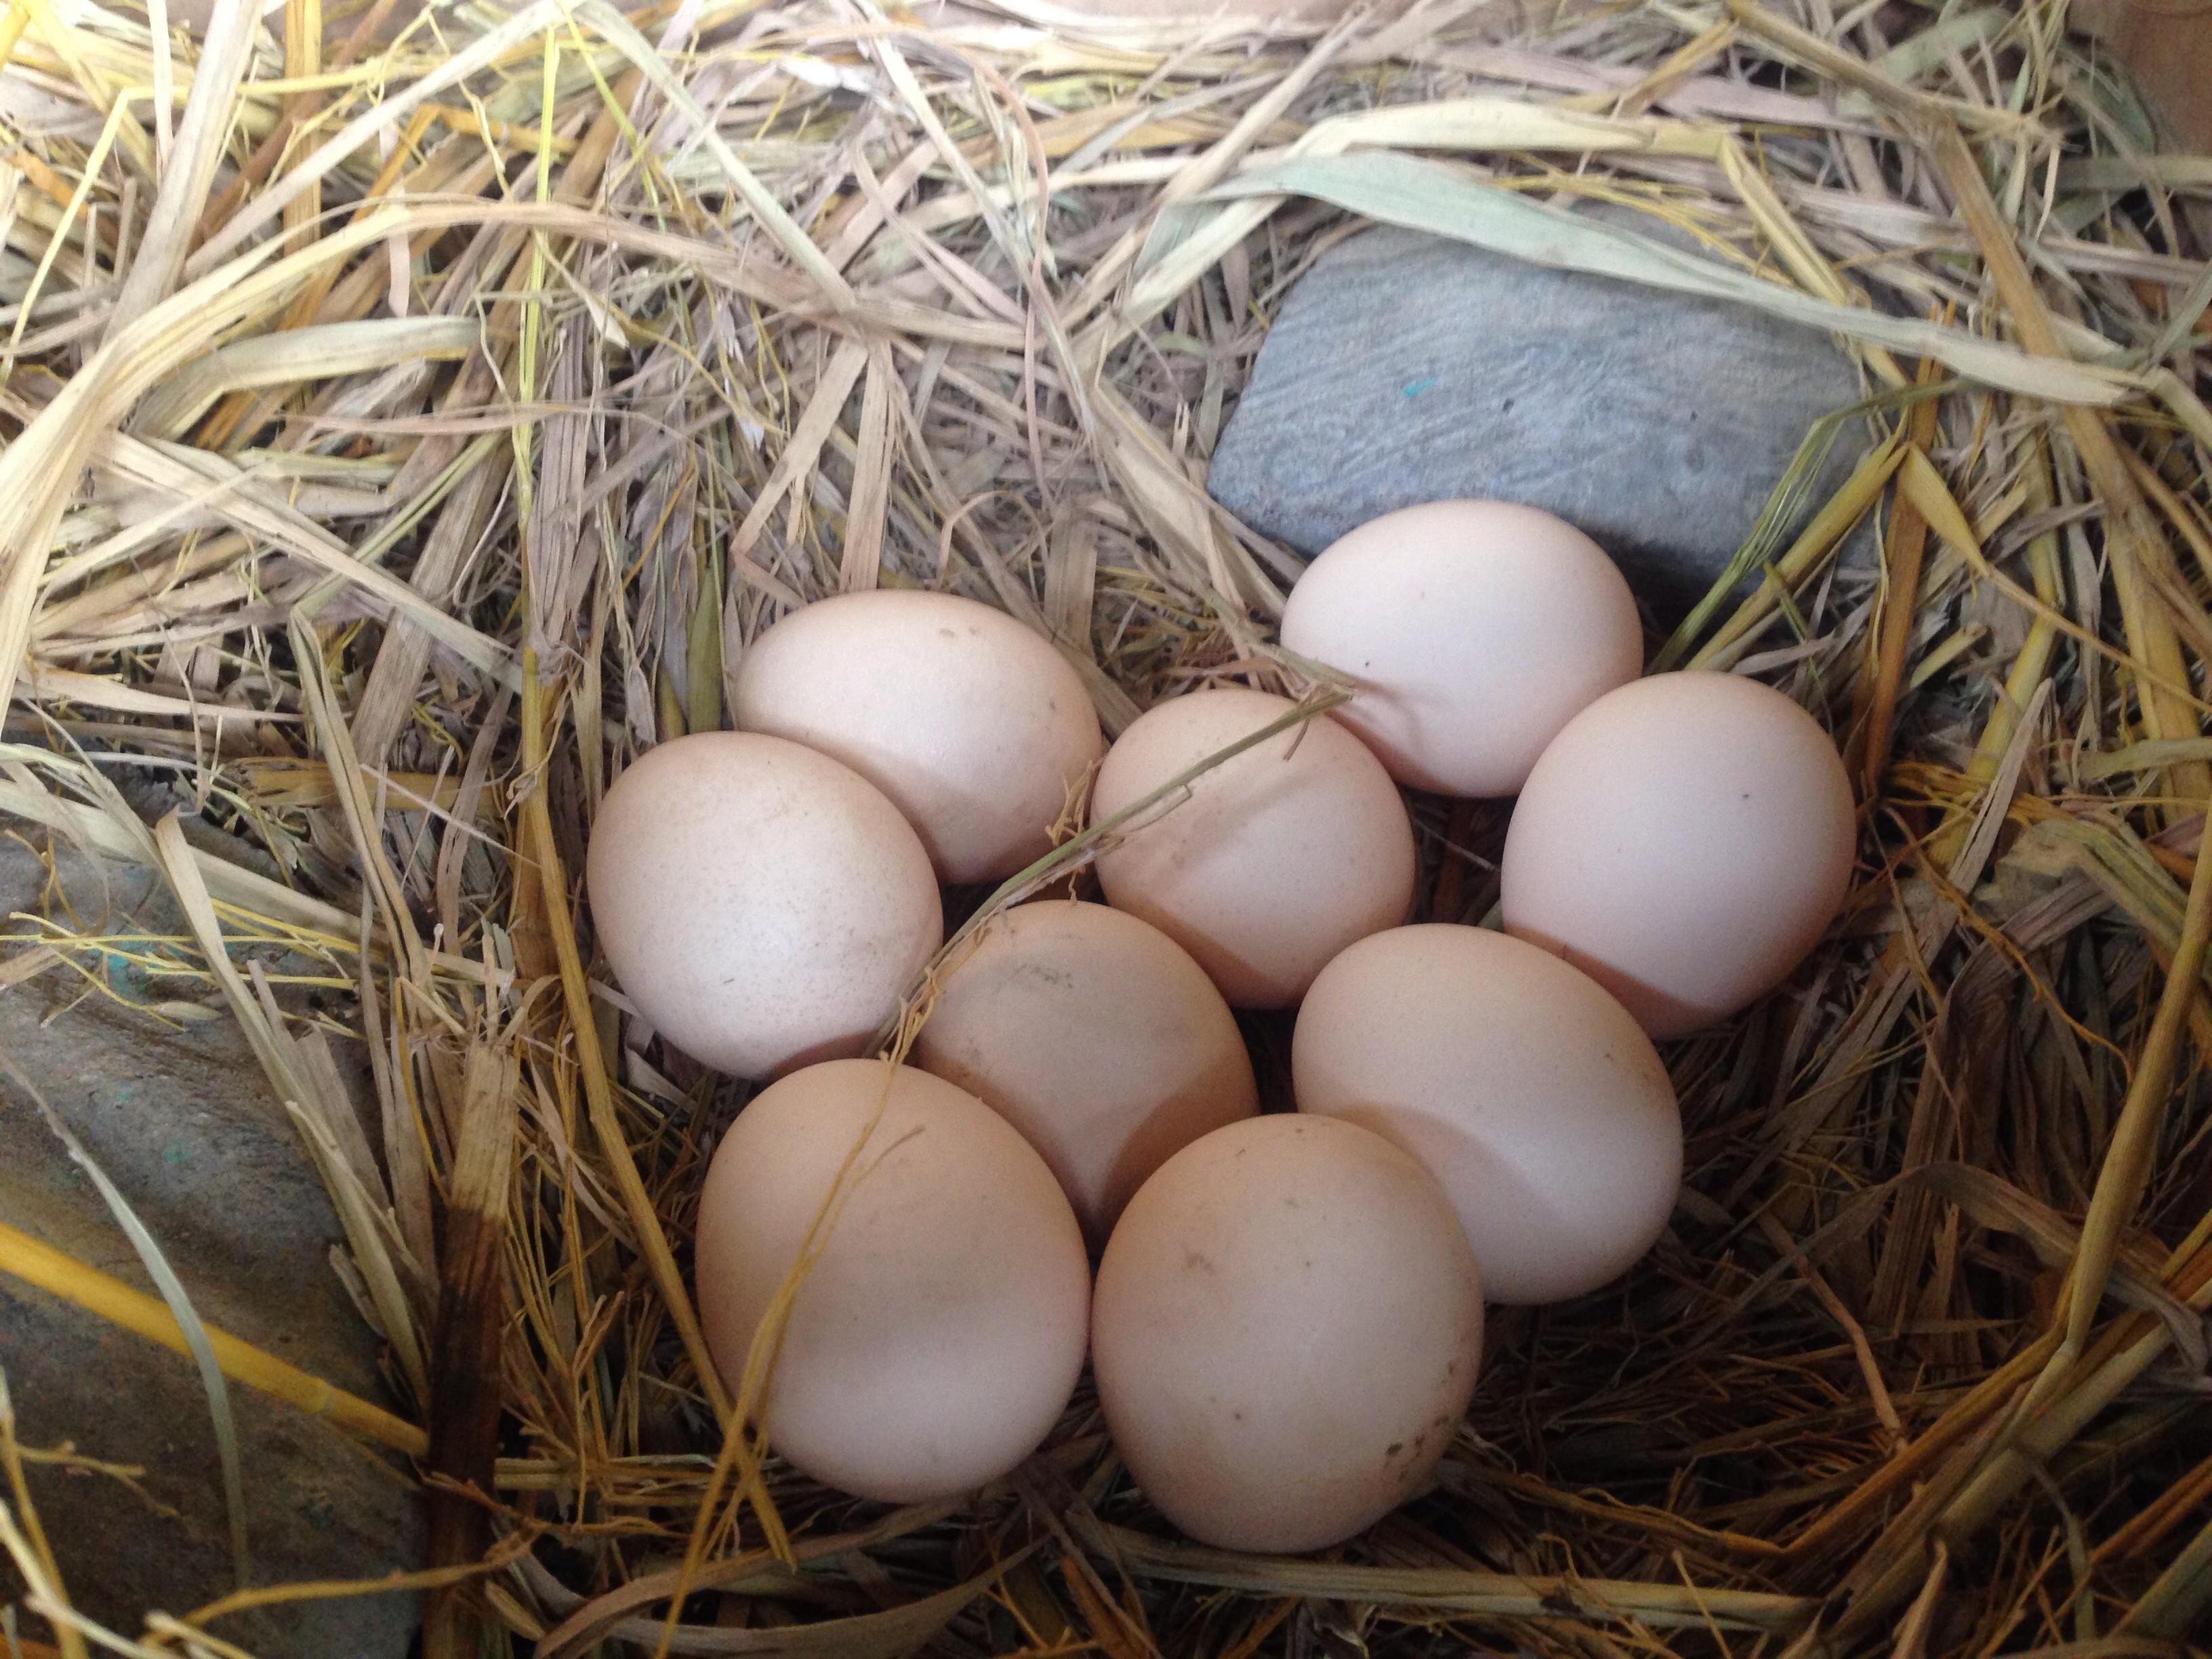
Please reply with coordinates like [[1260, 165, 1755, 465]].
[[586, 500, 1857, 1553]]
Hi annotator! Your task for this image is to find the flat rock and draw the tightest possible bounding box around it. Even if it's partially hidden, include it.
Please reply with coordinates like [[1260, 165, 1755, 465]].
[[0, 827, 422, 1657], [1208, 222, 1875, 621]]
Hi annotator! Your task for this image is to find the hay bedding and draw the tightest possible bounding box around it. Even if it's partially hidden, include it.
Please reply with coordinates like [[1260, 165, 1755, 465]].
[[0, 0, 2209, 1652]]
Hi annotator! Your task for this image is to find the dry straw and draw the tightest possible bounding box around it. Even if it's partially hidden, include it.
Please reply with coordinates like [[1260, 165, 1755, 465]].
[[0, 0, 2209, 1654]]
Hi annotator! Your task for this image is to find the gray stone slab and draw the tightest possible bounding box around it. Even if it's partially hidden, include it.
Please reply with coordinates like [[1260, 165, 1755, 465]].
[[0, 823, 422, 1656], [1208, 221, 1879, 622]]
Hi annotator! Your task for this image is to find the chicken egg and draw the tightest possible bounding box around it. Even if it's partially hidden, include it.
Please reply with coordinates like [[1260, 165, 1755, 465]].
[[585, 732, 941, 1078], [1088, 687, 1415, 1006], [914, 899, 1258, 1246], [1294, 925, 1681, 1305], [733, 588, 1105, 882], [1092, 1115, 1482, 1552], [693, 1059, 1090, 1503], [1501, 672, 1856, 1039], [1279, 500, 1643, 797]]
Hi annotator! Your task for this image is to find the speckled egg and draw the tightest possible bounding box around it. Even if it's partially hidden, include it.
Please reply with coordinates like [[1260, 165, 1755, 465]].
[[1091, 1115, 1482, 1551], [586, 731, 941, 1078]]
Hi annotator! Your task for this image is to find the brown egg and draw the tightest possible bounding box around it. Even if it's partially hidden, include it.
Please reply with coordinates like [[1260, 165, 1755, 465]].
[[1279, 500, 1643, 797], [693, 1059, 1090, 1503], [1500, 672, 1856, 1039], [1088, 688, 1415, 1007], [585, 732, 941, 1079], [914, 899, 1258, 1246], [1294, 925, 1681, 1305], [733, 589, 1105, 883], [1091, 1115, 1482, 1552]]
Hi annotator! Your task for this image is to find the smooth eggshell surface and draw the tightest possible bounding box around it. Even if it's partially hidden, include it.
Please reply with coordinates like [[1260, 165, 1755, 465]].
[[732, 589, 1105, 882], [914, 900, 1258, 1246], [1088, 688, 1416, 1006], [1280, 500, 1643, 796], [1092, 1115, 1483, 1553], [585, 732, 941, 1079], [1500, 672, 1856, 1039], [1293, 925, 1681, 1304], [693, 1060, 1090, 1503]]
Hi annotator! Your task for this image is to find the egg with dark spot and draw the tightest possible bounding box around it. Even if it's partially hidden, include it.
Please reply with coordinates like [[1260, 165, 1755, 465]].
[[1091, 1115, 1481, 1552], [586, 733, 940, 1078], [1502, 672, 1856, 1038]]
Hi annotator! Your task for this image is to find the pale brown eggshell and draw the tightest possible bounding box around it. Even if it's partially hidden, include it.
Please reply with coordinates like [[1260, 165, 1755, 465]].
[[693, 1059, 1090, 1503], [1500, 672, 1856, 1039], [585, 732, 941, 1079], [1091, 1115, 1482, 1553], [1279, 499, 1643, 797], [914, 899, 1259, 1246], [732, 590, 1105, 883], [1294, 924, 1681, 1304], [1087, 687, 1415, 1007]]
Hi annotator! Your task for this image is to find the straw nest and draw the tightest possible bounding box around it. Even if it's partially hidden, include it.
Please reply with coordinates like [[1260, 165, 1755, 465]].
[[1, 0, 2209, 1653]]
